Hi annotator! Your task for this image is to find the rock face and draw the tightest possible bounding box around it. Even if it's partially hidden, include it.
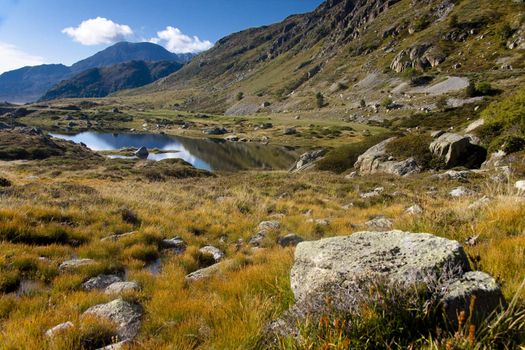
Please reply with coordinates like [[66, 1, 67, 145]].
[[83, 299, 142, 341], [354, 138, 420, 176], [390, 43, 445, 73], [289, 149, 327, 173], [287, 231, 502, 326], [429, 133, 486, 168]]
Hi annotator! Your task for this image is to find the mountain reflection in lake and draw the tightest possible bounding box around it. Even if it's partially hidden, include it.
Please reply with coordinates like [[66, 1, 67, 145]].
[[51, 132, 303, 172]]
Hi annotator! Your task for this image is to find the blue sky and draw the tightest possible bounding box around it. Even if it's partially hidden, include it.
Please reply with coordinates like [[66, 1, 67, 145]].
[[0, 0, 324, 73]]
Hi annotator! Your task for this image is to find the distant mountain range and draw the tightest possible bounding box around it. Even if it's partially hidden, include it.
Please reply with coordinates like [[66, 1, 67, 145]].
[[0, 42, 194, 103], [40, 60, 183, 101]]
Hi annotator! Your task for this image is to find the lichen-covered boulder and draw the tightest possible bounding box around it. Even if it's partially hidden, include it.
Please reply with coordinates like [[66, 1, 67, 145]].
[[83, 299, 142, 341]]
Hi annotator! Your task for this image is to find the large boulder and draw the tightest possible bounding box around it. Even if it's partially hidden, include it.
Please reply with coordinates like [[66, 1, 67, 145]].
[[429, 133, 486, 168], [354, 138, 421, 176], [289, 149, 327, 173], [83, 299, 142, 341], [287, 231, 502, 324]]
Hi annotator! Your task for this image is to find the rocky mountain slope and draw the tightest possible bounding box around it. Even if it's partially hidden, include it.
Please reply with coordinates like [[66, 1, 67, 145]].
[[123, 0, 525, 116], [39, 60, 183, 101], [0, 42, 193, 103]]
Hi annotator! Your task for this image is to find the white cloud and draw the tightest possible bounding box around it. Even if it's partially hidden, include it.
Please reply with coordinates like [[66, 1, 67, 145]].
[[0, 42, 45, 73], [62, 17, 133, 45], [150, 26, 213, 53]]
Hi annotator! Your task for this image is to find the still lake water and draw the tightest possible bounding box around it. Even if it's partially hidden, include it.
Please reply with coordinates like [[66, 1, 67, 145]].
[[51, 132, 303, 172]]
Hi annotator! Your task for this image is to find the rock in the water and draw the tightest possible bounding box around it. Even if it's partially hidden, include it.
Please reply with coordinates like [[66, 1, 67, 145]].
[[354, 138, 420, 176], [45, 321, 74, 338], [277, 234, 304, 247], [365, 216, 393, 231], [82, 275, 122, 291], [83, 299, 142, 340], [105, 281, 140, 295], [442, 271, 505, 324], [199, 246, 225, 262], [289, 149, 326, 173], [405, 204, 423, 215], [258, 220, 280, 232], [161, 236, 186, 253], [449, 186, 474, 197], [185, 262, 224, 282], [134, 146, 149, 158], [59, 258, 95, 271], [429, 133, 486, 168]]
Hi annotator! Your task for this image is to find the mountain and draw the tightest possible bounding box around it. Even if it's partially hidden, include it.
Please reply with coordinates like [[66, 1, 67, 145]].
[[70, 42, 192, 73], [40, 60, 183, 101], [0, 64, 71, 104], [123, 0, 525, 114], [0, 42, 194, 103]]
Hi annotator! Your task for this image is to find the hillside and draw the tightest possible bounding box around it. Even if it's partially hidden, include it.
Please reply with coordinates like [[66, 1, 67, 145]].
[[0, 42, 193, 103], [123, 0, 525, 116], [40, 60, 183, 101]]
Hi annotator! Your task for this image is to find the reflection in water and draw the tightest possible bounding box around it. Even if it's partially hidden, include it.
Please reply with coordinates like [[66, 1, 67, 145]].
[[51, 132, 303, 171]]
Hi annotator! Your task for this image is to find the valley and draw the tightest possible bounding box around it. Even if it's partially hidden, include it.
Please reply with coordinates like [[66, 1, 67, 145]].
[[0, 0, 525, 349]]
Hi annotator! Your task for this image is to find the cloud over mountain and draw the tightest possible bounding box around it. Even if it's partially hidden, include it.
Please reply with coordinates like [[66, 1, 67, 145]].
[[0, 42, 45, 73], [62, 17, 133, 45], [150, 26, 213, 53]]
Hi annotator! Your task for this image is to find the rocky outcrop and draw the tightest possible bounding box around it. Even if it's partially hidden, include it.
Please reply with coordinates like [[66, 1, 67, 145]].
[[390, 44, 445, 73], [507, 23, 525, 50], [277, 231, 503, 335], [83, 299, 142, 341], [354, 138, 421, 176], [289, 149, 327, 173], [429, 133, 487, 168]]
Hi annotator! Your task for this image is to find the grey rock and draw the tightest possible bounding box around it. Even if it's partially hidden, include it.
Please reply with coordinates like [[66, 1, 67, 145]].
[[249, 231, 266, 246], [429, 133, 486, 168], [465, 119, 484, 133], [405, 204, 423, 215], [354, 138, 421, 176], [432, 170, 471, 181], [283, 127, 297, 135], [258, 220, 280, 232], [204, 127, 227, 135], [468, 196, 491, 210], [442, 271, 504, 324], [365, 216, 393, 231], [45, 321, 74, 338], [83, 299, 142, 340], [105, 281, 140, 295], [161, 236, 186, 253], [185, 262, 224, 282], [134, 146, 149, 158], [449, 186, 474, 197], [59, 258, 95, 271], [82, 275, 122, 291], [290, 149, 326, 173], [291, 231, 470, 308], [96, 340, 132, 350], [277, 234, 304, 247], [390, 43, 445, 73], [515, 180, 525, 195], [101, 231, 137, 242], [199, 246, 225, 262], [431, 130, 445, 139]]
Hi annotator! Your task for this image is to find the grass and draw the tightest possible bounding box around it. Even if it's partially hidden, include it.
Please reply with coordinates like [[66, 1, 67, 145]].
[[0, 154, 524, 348]]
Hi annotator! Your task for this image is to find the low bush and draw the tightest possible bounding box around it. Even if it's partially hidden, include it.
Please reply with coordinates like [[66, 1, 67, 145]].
[[316, 134, 392, 173], [489, 135, 525, 154], [385, 133, 440, 169]]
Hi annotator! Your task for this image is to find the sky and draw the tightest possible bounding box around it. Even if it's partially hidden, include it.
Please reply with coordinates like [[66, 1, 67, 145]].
[[0, 0, 324, 73]]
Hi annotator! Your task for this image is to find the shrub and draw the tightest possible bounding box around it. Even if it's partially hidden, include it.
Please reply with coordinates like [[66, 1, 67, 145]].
[[236, 92, 244, 101], [465, 81, 497, 97], [316, 134, 392, 173], [489, 135, 525, 154], [316, 92, 325, 108], [496, 23, 513, 46], [381, 97, 393, 108], [385, 134, 438, 169]]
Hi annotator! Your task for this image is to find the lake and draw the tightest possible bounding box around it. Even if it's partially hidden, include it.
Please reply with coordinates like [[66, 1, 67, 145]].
[[51, 132, 303, 172]]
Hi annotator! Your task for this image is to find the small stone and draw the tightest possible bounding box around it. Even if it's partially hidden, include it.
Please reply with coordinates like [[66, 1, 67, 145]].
[[405, 204, 423, 215], [277, 234, 304, 247], [258, 220, 280, 232], [105, 281, 140, 295], [161, 237, 186, 253], [199, 246, 225, 262], [366, 216, 393, 231], [515, 180, 525, 195], [185, 263, 224, 282], [464, 235, 479, 246], [45, 321, 74, 338], [82, 275, 122, 291], [59, 258, 95, 271], [449, 186, 474, 197]]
